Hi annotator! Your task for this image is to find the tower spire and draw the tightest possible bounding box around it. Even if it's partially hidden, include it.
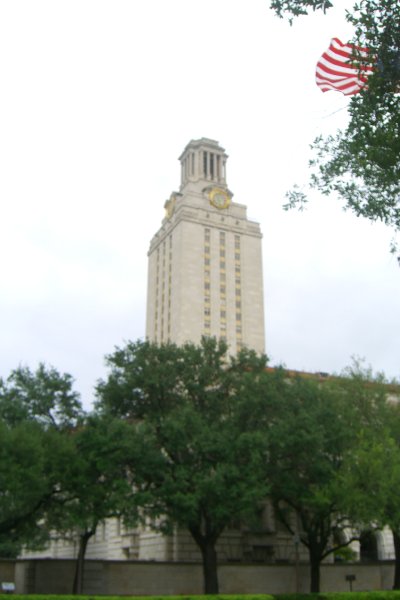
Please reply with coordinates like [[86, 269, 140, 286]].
[[178, 138, 228, 192]]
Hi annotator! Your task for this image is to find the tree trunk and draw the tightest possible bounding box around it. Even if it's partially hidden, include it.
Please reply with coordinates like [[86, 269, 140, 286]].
[[199, 538, 219, 594], [392, 529, 400, 589], [72, 529, 94, 594], [188, 521, 220, 594], [309, 553, 321, 593]]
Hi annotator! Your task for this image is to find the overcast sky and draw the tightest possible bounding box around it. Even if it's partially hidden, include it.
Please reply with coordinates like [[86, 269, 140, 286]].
[[1, 0, 399, 409]]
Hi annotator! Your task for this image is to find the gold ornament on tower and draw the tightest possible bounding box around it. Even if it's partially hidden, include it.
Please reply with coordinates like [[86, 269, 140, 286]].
[[208, 187, 230, 210]]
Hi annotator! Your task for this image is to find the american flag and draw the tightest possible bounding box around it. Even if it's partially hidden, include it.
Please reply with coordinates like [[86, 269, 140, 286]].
[[316, 37, 375, 95]]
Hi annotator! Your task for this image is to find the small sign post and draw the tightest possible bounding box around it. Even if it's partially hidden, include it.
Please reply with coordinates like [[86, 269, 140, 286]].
[[345, 574, 356, 591]]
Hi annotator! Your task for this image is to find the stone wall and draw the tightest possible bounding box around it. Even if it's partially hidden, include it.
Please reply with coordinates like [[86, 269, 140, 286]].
[[13, 559, 396, 595], [0, 561, 15, 590]]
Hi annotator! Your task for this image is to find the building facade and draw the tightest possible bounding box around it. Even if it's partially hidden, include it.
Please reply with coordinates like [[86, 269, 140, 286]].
[[20, 140, 396, 574], [22, 138, 268, 564], [146, 138, 265, 355]]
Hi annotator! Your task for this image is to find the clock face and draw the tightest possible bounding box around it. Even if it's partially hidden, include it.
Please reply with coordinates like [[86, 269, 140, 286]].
[[209, 188, 230, 209]]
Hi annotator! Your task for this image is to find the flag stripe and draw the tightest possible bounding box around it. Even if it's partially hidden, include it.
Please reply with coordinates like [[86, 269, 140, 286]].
[[316, 37, 374, 96]]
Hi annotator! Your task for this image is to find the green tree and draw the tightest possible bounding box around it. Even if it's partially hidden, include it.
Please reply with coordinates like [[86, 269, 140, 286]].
[[0, 420, 69, 556], [271, 0, 400, 235], [0, 362, 147, 593], [270, 0, 333, 21], [0, 363, 83, 429], [0, 364, 83, 556], [96, 337, 274, 594], [341, 391, 400, 589], [265, 372, 379, 593], [48, 415, 142, 594]]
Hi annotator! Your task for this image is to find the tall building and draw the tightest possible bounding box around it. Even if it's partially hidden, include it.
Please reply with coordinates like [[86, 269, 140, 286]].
[[20, 139, 397, 577], [146, 138, 265, 355]]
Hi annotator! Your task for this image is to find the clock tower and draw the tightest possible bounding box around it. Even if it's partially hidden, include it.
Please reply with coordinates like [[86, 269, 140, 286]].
[[146, 138, 265, 355]]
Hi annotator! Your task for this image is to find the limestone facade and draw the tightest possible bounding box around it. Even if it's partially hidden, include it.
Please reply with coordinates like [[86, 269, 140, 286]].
[[146, 138, 265, 355]]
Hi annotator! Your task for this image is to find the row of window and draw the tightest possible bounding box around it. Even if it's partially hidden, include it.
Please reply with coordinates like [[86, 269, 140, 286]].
[[203, 229, 243, 349], [234, 234, 243, 353], [154, 236, 173, 343]]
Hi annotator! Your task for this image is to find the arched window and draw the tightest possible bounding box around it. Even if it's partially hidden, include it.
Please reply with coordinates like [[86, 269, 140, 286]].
[[360, 530, 379, 562]]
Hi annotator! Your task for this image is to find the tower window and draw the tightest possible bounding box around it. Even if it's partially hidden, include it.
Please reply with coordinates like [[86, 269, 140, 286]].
[[203, 151, 208, 176], [210, 153, 214, 179]]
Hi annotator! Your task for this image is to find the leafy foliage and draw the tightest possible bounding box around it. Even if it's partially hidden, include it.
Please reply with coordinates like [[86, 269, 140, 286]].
[[307, 84, 400, 230], [270, 0, 400, 233], [339, 388, 400, 588], [0, 420, 68, 554], [270, 0, 333, 21], [46, 415, 142, 593], [0, 364, 83, 429], [0, 364, 83, 556], [265, 368, 389, 592], [96, 337, 274, 594]]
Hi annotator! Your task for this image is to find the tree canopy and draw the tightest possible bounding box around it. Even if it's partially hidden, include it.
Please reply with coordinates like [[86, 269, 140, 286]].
[[0, 364, 82, 556], [2, 350, 400, 595], [50, 415, 141, 593], [265, 363, 391, 592], [340, 391, 400, 589], [96, 337, 274, 594], [271, 0, 400, 235], [0, 363, 83, 429]]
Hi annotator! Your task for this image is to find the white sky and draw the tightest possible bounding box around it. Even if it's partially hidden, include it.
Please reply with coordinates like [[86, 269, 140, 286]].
[[1, 0, 399, 409]]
